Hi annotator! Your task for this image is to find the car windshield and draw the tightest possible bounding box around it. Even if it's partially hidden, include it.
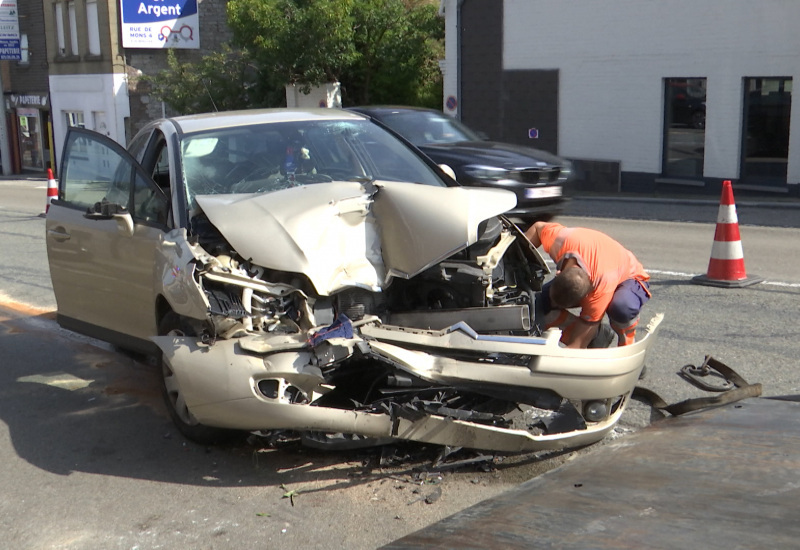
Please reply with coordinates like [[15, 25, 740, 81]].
[[180, 118, 446, 205], [374, 110, 481, 146]]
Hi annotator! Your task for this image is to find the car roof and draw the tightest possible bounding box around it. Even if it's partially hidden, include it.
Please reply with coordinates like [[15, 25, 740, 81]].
[[168, 108, 368, 135]]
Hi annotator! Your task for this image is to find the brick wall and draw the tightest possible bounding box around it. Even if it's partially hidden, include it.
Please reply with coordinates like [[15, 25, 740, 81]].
[[10, 0, 49, 92]]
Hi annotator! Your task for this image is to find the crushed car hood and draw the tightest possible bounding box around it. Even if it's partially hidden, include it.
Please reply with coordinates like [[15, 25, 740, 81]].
[[195, 180, 517, 296]]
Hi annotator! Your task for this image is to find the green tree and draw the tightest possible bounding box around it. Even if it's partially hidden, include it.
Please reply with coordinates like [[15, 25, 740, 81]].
[[227, 0, 443, 106], [342, 0, 444, 107], [227, 0, 358, 93], [146, 0, 444, 114], [142, 45, 272, 114]]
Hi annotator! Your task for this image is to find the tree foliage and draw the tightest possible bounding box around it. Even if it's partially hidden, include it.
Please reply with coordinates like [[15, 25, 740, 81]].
[[146, 0, 444, 114], [142, 45, 276, 115]]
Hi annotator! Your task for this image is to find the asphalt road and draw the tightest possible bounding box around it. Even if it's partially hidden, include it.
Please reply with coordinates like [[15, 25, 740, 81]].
[[2, 177, 800, 548]]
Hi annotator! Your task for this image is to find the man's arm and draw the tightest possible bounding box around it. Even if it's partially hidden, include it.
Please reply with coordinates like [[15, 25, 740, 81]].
[[562, 318, 600, 349], [524, 221, 549, 248]]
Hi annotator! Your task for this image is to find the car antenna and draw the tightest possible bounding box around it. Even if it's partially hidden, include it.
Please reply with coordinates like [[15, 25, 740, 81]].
[[202, 79, 219, 112]]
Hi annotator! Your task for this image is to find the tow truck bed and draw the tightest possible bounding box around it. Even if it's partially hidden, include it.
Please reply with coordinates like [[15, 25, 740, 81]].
[[385, 397, 800, 549]]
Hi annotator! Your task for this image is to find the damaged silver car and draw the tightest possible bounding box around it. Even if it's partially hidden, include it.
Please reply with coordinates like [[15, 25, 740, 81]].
[[45, 109, 662, 452]]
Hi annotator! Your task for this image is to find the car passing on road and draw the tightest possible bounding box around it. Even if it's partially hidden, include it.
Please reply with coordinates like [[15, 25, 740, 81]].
[[349, 106, 575, 222]]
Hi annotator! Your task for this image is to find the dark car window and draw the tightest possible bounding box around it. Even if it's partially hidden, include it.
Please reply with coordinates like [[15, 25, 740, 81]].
[[373, 111, 480, 146]]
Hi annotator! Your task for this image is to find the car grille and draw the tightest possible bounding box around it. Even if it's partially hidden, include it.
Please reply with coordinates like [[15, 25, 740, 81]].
[[516, 168, 561, 184]]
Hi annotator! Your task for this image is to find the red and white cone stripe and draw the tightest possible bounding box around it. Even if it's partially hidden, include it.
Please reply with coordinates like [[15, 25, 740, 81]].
[[45, 168, 58, 215], [706, 181, 747, 280], [692, 180, 762, 287]]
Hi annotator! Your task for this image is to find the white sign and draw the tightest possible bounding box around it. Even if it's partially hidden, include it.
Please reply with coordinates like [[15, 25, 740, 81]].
[[0, 0, 20, 60], [120, 0, 199, 49]]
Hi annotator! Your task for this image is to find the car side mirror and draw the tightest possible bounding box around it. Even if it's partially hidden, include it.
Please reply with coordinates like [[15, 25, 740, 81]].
[[438, 163, 457, 181], [84, 199, 135, 237]]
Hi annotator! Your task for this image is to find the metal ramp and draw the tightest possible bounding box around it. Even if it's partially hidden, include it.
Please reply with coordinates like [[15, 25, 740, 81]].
[[384, 397, 800, 549]]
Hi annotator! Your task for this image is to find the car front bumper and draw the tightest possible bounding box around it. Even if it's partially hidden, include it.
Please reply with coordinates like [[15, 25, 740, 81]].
[[152, 314, 663, 452]]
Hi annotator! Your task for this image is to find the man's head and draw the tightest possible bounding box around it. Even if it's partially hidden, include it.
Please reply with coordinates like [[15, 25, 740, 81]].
[[549, 267, 591, 309]]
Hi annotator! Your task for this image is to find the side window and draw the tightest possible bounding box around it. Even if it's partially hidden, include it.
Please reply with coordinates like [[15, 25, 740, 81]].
[[62, 131, 133, 209], [132, 170, 169, 225], [151, 142, 171, 191]]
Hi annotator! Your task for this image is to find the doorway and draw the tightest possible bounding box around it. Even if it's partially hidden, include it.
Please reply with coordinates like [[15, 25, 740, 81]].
[[741, 77, 792, 184]]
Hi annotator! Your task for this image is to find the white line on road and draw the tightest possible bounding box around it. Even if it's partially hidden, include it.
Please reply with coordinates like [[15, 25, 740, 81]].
[[543, 262, 800, 289]]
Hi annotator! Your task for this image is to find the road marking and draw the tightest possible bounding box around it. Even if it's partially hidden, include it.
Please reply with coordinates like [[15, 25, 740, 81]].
[[542, 262, 800, 289], [646, 269, 800, 288]]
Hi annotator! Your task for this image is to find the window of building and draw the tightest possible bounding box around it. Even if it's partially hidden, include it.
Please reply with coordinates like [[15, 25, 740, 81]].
[[741, 77, 792, 183], [65, 111, 85, 128], [86, 0, 101, 55], [55, 3, 66, 55], [19, 34, 29, 65], [663, 78, 706, 178], [68, 1, 79, 55]]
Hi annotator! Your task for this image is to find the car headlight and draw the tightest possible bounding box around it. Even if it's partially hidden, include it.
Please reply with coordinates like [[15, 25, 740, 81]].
[[560, 160, 575, 182], [463, 165, 517, 185]]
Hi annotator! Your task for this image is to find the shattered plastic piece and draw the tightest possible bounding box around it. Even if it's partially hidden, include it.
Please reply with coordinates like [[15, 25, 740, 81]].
[[307, 314, 353, 347]]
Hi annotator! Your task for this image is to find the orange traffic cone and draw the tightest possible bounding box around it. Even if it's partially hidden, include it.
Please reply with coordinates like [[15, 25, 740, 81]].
[[44, 168, 58, 216], [692, 180, 762, 288]]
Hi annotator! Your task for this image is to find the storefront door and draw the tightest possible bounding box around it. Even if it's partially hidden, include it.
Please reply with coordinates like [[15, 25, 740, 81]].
[[17, 108, 45, 171]]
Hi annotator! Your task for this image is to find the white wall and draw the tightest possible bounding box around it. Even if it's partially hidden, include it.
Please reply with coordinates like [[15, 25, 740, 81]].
[[500, 0, 800, 185], [49, 73, 131, 167]]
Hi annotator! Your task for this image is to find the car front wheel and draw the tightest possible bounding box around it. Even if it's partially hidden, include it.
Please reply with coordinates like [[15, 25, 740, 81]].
[[158, 312, 241, 445]]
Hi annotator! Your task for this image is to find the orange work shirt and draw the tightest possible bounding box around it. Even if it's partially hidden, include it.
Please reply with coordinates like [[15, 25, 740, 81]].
[[539, 223, 650, 322]]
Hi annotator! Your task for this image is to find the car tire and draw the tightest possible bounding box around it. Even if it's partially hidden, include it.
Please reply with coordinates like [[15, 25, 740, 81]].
[[158, 311, 242, 445]]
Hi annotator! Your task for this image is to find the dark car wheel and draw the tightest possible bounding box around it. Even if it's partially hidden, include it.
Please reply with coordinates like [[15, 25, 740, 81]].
[[158, 312, 242, 445]]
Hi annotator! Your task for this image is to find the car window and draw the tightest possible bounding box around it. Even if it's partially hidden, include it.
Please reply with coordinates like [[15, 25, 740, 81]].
[[61, 131, 134, 210], [132, 168, 169, 225], [180, 119, 446, 207], [127, 128, 152, 163], [377, 112, 479, 145]]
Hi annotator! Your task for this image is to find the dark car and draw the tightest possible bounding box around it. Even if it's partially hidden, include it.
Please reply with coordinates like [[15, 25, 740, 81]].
[[349, 106, 574, 221]]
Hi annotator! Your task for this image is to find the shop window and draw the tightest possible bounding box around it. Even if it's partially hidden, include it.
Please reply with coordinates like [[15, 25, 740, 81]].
[[18, 109, 44, 170], [741, 77, 792, 183], [663, 78, 706, 178]]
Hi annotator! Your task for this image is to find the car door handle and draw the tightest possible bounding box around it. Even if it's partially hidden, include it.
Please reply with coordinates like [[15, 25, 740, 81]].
[[48, 228, 71, 241]]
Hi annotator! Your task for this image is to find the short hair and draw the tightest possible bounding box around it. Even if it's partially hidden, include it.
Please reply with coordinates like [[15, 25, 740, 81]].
[[550, 267, 591, 309]]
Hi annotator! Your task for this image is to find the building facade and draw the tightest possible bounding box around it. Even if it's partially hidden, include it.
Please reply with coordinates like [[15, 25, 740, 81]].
[[4, 0, 53, 172], [440, 0, 799, 197], [40, 0, 231, 172]]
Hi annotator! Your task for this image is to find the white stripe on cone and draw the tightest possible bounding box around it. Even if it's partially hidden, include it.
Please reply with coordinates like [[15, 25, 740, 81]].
[[716, 204, 738, 224], [710, 240, 745, 261]]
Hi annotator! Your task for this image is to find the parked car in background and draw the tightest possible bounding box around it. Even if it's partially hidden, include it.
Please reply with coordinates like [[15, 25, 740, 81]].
[[349, 106, 575, 222], [45, 108, 660, 453]]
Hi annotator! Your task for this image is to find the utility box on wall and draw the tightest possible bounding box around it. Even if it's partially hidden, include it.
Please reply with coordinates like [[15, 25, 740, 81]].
[[285, 83, 342, 108]]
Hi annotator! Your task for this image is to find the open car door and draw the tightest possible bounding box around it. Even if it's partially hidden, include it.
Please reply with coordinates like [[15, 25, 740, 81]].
[[45, 128, 170, 354]]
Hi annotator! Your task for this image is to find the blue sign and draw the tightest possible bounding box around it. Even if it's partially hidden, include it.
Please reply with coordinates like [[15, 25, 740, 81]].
[[528, 128, 539, 139], [120, 0, 200, 49], [0, 39, 20, 60], [0, 0, 20, 60]]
